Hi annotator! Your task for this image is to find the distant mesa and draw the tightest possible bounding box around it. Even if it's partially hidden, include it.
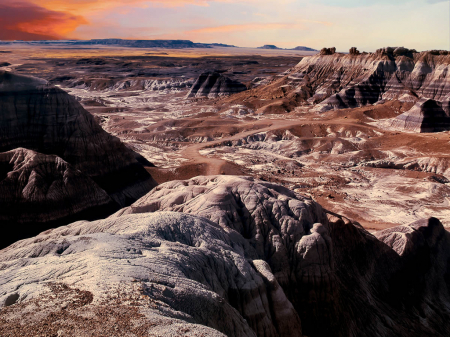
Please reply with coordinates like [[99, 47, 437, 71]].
[[187, 71, 247, 99], [0, 39, 236, 49], [207, 43, 237, 48], [258, 45, 282, 50], [258, 45, 318, 51], [291, 46, 318, 51]]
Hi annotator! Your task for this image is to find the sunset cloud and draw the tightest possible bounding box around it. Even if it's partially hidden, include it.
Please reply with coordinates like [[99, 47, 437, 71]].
[[188, 21, 332, 34], [0, 1, 87, 40]]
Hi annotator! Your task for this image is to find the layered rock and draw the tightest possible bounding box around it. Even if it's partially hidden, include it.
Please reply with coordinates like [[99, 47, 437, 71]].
[[1, 176, 449, 336], [0, 71, 156, 205], [385, 98, 450, 132], [255, 47, 450, 131], [0, 71, 157, 246], [187, 72, 247, 98]]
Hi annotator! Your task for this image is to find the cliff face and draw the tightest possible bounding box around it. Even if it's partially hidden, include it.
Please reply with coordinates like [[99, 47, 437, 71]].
[[1, 177, 449, 337], [0, 71, 157, 246], [187, 72, 247, 98]]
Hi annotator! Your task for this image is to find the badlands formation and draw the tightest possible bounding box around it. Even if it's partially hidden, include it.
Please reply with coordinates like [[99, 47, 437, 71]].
[[0, 71, 157, 248], [1, 45, 450, 336]]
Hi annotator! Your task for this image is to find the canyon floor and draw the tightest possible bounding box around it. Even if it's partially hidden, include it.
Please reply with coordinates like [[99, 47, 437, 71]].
[[2, 45, 449, 231]]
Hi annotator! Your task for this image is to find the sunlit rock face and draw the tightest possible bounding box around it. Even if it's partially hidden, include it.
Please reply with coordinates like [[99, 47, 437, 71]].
[[0, 212, 302, 337], [0, 71, 157, 247], [187, 72, 247, 98]]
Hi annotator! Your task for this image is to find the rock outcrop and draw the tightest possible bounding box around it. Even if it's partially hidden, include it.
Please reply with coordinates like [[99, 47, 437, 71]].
[[1, 176, 449, 336], [0, 212, 302, 337], [319, 47, 336, 55], [385, 98, 450, 132], [187, 72, 247, 98], [0, 71, 157, 246], [349, 47, 360, 55]]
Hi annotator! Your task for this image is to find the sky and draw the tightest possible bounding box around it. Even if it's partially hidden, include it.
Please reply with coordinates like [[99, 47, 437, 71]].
[[0, 0, 448, 51]]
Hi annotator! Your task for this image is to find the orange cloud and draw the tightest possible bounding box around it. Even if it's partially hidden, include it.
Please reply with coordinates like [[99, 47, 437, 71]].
[[188, 20, 332, 34], [0, 1, 87, 40], [26, 0, 274, 15], [26, 0, 218, 14]]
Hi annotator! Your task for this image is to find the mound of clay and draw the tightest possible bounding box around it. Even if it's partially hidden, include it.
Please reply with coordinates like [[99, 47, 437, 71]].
[[187, 72, 247, 98], [0, 148, 116, 247], [385, 98, 450, 132], [1, 177, 450, 336]]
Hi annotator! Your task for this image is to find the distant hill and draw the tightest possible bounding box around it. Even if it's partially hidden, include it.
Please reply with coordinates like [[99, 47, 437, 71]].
[[291, 46, 318, 51], [257, 45, 282, 50], [207, 43, 237, 48], [257, 44, 318, 52]]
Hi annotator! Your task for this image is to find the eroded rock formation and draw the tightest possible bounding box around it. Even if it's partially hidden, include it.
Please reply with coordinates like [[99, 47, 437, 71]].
[[1, 176, 449, 336], [0, 148, 117, 246], [187, 72, 247, 98], [251, 47, 450, 132], [385, 98, 450, 132], [319, 47, 336, 55], [113, 176, 450, 336], [349, 47, 360, 55], [0, 71, 157, 247]]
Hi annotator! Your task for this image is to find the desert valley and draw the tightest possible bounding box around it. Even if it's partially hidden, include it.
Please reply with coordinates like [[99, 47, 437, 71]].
[[0, 40, 450, 337]]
